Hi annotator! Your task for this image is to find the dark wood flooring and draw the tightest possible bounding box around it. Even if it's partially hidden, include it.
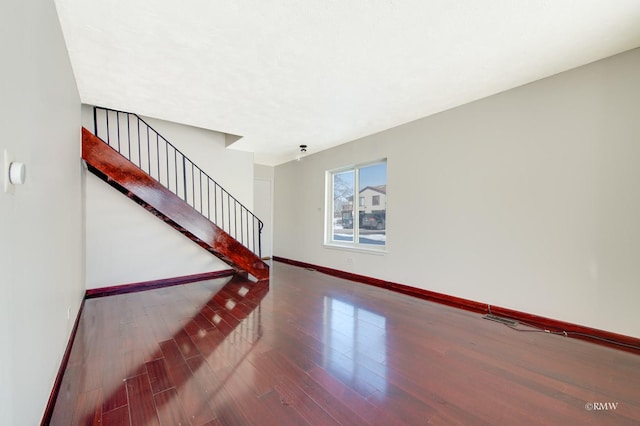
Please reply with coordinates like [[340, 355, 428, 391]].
[[50, 262, 640, 425]]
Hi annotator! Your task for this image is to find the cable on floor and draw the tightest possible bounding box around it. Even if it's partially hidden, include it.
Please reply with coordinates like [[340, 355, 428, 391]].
[[503, 321, 640, 351]]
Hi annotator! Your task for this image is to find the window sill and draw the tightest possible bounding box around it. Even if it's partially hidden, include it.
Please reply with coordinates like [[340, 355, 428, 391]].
[[323, 243, 387, 255]]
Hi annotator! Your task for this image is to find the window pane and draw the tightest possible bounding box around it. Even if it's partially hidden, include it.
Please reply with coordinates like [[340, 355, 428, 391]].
[[358, 163, 386, 245], [332, 170, 354, 242]]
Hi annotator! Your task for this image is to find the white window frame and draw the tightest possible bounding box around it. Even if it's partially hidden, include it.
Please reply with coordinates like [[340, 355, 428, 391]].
[[325, 159, 387, 253]]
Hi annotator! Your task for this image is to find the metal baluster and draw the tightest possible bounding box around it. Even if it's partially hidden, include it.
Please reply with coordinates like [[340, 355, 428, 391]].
[[93, 107, 97, 136], [240, 208, 244, 245], [165, 139, 170, 189], [258, 221, 263, 258], [182, 156, 187, 202], [156, 133, 160, 181], [220, 185, 224, 232], [199, 169, 203, 214], [105, 110, 110, 145], [216, 184, 219, 228], [146, 126, 150, 174], [127, 114, 131, 161], [116, 111, 121, 152], [137, 117, 141, 167], [174, 149, 178, 198], [228, 193, 232, 235], [191, 163, 195, 209]]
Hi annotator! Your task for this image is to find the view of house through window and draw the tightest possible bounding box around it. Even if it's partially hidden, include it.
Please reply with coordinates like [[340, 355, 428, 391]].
[[329, 160, 387, 247]]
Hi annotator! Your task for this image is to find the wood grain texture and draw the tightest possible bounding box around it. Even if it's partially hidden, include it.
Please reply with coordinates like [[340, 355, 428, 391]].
[[125, 374, 160, 426], [82, 127, 269, 281], [49, 264, 640, 425], [273, 256, 640, 354]]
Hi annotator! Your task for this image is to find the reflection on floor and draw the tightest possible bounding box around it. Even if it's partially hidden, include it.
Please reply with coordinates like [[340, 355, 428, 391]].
[[50, 262, 640, 425], [324, 297, 387, 394]]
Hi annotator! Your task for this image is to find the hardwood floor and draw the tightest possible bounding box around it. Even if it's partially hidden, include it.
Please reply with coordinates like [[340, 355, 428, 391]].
[[49, 262, 640, 425]]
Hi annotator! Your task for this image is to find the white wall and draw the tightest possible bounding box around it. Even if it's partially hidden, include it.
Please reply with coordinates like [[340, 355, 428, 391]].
[[254, 164, 274, 258], [274, 48, 640, 338], [0, 1, 84, 424], [139, 114, 255, 210], [254, 164, 275, 182], [85, 173, 229, 288]]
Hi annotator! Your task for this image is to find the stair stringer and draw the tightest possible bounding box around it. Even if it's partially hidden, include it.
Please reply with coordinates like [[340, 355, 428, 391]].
[[82, 127, 269, 281]]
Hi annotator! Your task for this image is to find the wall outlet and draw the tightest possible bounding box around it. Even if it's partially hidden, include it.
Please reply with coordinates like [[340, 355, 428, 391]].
[[67, 306, 71, 321]]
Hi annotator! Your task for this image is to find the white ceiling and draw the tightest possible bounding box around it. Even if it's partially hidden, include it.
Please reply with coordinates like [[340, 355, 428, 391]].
[[55, 1, 640, 165]]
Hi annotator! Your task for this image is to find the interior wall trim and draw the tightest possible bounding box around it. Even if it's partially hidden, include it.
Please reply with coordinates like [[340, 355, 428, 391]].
[[41, 298, 86, 425], [273, 256, 640, 354], [85, 269, 236, 299]]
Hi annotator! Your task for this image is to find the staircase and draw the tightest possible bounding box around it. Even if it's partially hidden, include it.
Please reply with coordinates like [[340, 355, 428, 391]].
[[82, 107, 269, 281]]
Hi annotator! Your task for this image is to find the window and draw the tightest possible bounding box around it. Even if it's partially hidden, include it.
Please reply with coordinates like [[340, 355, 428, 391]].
[[327, 160, 387, 249]]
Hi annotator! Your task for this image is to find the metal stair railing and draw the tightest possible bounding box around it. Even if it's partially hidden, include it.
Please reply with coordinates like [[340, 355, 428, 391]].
[[93, 106, 262, 257]]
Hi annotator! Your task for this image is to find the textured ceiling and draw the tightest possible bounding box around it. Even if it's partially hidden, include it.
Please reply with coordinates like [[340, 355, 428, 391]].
[[55, 1, 640, 165]]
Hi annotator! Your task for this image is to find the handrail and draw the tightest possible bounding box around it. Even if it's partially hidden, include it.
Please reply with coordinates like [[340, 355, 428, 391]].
[[93, 106, 262, 257]]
